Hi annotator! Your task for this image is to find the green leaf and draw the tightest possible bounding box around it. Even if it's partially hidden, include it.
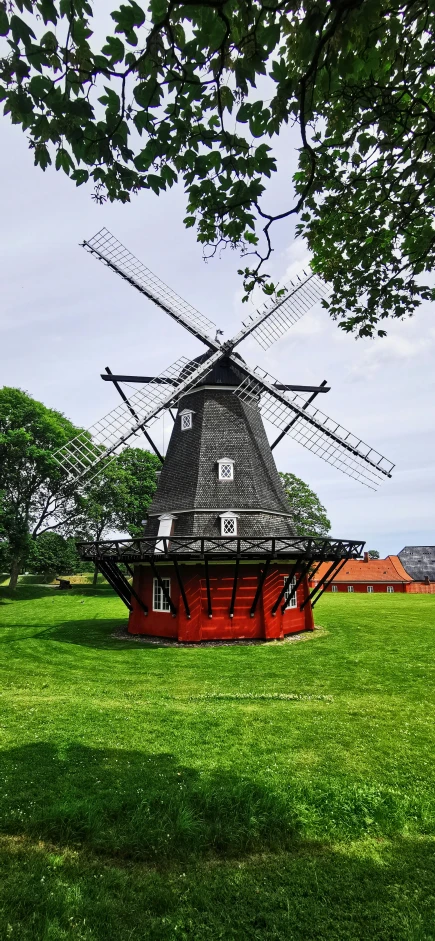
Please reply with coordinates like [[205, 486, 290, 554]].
[[0, 7, 9, 36], [10, 14, 36, 46], [71, 168, 89, 185], [101, 35, 125, 63], [150, 0, 167, 20], [55, 147, 74, 174]]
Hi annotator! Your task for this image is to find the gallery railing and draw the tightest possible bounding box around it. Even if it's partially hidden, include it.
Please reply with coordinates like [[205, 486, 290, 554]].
[[77, 535, 364, 563]]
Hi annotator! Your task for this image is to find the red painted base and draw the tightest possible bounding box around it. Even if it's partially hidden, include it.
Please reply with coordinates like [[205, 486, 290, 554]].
[[128, 562, 314, 641]]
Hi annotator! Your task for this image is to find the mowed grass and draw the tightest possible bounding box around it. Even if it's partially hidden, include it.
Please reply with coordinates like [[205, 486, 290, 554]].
[[0, 586, 434, 940]]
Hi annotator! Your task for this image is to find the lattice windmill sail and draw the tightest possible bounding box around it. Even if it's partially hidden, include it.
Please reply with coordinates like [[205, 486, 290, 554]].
[[234, 367, 394, 489], [238, 271, 330, 351], [52, 227, 394, 492]]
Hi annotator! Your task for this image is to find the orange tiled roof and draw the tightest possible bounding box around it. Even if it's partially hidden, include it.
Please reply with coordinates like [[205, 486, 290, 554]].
[[314, 555, 413, 584]]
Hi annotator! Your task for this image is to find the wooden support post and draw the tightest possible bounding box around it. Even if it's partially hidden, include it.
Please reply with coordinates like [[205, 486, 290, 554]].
[[149, 558, 177, 616], [173, 560, 190, 618], [105, 560, 148, 615], [311, 558, 349, 608], [271, 561, 298, 616], [204, 557, 213, 618], [282, 558, 313, 613], [250, 559, 270, 617], [229, 557, 240, 618], [96, 561, 132, 611]]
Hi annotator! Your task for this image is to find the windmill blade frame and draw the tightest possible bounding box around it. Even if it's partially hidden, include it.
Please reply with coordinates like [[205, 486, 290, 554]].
[[52, 350, 224, 485], [232, 271, 331, 352], [233, 365, 394, 490], [82, 228, 219, 350]]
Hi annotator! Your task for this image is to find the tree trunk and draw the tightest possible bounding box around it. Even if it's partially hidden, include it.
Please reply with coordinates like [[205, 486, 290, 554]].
[[9, 558, 21, 590], [92, 564, 99, 587]]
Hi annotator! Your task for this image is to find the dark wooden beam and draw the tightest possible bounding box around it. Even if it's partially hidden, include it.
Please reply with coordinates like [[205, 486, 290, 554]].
[[204, 557, 213, 618], [229, 557, 240, 618], [105, 559, 148, 615], [173, 560, 190, 619], [274, 384, 330, 393], [271, 562, 298, 616], [250, 559, 271, 617], [270, 380, 328, 451], [282, 558, 313, 613], [148, 558, 177, 616], [101, 374, 176, 385], [104, 367, 164, 463], [310, 558, 349, 608]]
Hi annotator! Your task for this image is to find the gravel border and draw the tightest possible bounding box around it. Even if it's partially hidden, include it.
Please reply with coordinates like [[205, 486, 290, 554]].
[[110, 626, 323, 648]]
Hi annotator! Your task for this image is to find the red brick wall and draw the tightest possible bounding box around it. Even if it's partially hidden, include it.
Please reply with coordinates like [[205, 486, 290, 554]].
[[406, 582, 435, 594]]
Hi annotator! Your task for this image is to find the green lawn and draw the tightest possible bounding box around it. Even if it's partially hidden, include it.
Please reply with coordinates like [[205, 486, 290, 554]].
[[0, 586, 434, 940]]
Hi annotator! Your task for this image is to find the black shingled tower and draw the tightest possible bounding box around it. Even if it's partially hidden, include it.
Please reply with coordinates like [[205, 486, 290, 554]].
[[145, 354, 295, 538]]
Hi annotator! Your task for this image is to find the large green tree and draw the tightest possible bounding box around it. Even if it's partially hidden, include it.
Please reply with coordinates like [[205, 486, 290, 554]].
[[0, 387, 84, 588], [75, 448, 160, 584], [280, 471, 331, 537], [27, 532, 85, 582], [1, 1, 434, 336]]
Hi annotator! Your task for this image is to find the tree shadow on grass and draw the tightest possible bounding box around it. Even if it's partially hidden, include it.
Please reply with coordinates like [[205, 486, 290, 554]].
[[0, 742, 434, 940]]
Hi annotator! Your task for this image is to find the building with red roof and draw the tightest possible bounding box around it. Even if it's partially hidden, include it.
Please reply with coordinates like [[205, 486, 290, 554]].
[[312, 553, 413, 594]]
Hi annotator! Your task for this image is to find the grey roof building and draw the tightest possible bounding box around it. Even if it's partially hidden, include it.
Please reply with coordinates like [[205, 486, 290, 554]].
[[144, 353, 296, 539], [398, 546, 435, 582]]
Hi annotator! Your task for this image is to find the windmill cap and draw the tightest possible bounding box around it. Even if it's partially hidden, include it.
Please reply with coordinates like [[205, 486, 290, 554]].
[[179, 350, 246, 387]]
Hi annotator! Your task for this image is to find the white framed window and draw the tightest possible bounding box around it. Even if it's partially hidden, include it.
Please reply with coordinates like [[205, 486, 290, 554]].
[[220, 511, 238, 536], [283, 576, 297, 609], [180, 410, 193, 431], [218, 458, 234, 481], [331, 585, 338, 593], [347, 586, 354, 593], [387, 586, 394, 593], [153, 577, 171, 612], [367, 585, 374, 593]]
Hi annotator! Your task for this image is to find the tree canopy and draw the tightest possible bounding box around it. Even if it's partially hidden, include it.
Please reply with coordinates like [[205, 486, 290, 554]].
[[0, 386, 84, 586], [279, 471, 331, 537], [1, 0, 434, 336], [0, 387, 159, 586]]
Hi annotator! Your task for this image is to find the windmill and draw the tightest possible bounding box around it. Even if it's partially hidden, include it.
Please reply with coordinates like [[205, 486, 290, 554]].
[[61, 228, 394, 642]]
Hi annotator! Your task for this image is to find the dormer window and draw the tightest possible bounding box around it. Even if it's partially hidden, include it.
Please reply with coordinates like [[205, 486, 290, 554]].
[[218, 458, 234, 481], [179, 409, 194, 431], [220, 511, 238, 536]]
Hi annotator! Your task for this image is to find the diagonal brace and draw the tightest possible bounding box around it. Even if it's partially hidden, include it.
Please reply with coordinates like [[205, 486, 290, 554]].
[[282, 558, 314, 613], [250, 559, 271, 617], [271, 562, 298, 616], [148, 557, 177, 616]]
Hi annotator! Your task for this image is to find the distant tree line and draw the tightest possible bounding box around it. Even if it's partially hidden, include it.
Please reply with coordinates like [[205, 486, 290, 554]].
[[0, 386, 331, 588]]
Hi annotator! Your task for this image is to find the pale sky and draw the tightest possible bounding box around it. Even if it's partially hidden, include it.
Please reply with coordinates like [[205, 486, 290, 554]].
[[1, 107, 434, 557]]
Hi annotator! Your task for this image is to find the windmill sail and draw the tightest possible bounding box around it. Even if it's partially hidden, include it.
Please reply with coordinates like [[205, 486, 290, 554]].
[[234, 271, 330, 352], [52, 356, 200, 483], [82, 228, 217, 348], [234, 367, 394, 490]]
